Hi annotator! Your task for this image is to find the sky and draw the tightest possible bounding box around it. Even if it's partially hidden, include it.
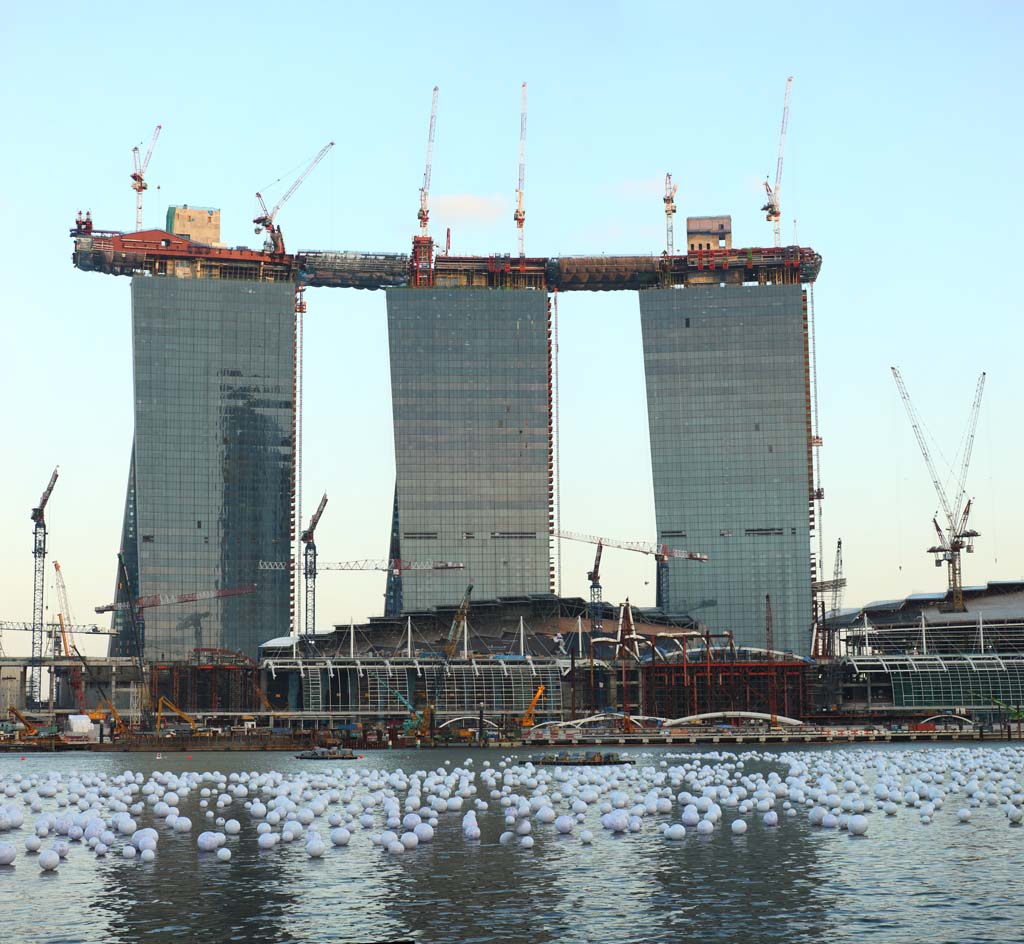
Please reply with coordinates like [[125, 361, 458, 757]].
[[1, 1, 1022, 658]]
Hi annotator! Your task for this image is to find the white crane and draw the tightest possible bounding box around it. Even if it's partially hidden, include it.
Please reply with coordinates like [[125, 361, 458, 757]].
[[761, 77, 792, 247], [418, 86, 439, 237], [514, 82, 527, 257], [891, 367, 986, 612], [131, 124, 162, 231], [664, 173, 678, 255], [253, 141, 334, 254]]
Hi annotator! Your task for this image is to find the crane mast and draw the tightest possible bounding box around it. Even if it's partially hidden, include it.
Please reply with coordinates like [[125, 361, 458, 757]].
[[514, 82, 527, 257], [131, 124, 162, 231], [253, 141, 335, 254], [29, 466, 58, 705], [891, 367, 986, 612], [761, 76, 792, 247], [663, 173, 678, 255], [301, 493, 328, 640]]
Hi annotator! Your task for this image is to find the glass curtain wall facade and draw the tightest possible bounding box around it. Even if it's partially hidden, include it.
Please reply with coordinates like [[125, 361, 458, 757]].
[[386, 288, 553, 611], [115, 277, 295, 660], [639, 285, 812, 654]]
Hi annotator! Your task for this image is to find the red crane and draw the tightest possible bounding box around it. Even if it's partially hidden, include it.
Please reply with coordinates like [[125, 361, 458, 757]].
[[94, 584, 256, 614], [254, 141, 334, 254], [131, 125, 162, 231]]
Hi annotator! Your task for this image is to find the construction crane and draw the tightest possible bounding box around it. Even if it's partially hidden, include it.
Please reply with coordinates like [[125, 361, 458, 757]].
[[418, 86, 439, 237], [587, 542, 605, 633], [514, 81, 527, 257], [53, 562, 85, 711], [892, 367, 986, 613], [515, 684, 545, 728], [411, 87, 440, 287], [663, 173, 678, 255], [7, 707, 39, 740], [554, 529, 708, 612], [253, 141, 334, 255], [301, 493, 328, 640], [131, 124, 162, 231], [760, 76, 792, 248], [830, 539, 845, 616], [29, 467, 58, 706]]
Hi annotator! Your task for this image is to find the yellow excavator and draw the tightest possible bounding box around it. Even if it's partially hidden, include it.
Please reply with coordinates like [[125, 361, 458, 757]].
[[515, 685, 546, 729], [155, 696, 197, 734], [87, 698, 128, 738]]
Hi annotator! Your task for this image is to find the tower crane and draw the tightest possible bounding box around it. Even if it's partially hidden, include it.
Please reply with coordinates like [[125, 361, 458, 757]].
[[760, 76, 792, 248], [587, 541, 605, 634], [418, 86, 439, 237], [301, 493, 328, 640], [891, 367, 986, 613], [253, 141, 334, 255], [514, 81, 527, 257], [554, 529, 708, 613], [412, 86, 440, 287], [53, 562, 85, 711], [663, 173, 678, 256], [131, 124, 162, 231], [29, 467, 58, 705]]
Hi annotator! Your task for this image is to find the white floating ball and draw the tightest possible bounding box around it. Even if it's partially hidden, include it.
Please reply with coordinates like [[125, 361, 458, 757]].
[[217, 847, 231, 862], [957, 809, 971, 823], [519, 835, 534, 848], [122, 844, 136, 859], [24, 835, 41, 853], [763, 811, 779, 827], [401, 832, 419, 849], [0, 843, 15, 865], [731, 819, 747, 835], [695, 819, 714, 836], [848, 815, 869, 836], [140, 848, 155, 863], [306, 840, 326, 858], [665, 824, 686, 841], [580, 830, 594, 845], [38, 849, 60, 871], [257, 832, 276, 850]]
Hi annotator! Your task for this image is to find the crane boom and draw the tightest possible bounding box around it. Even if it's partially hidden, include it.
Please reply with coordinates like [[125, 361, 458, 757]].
[[891, 367, 955, 529], [554, 529, 708, 562], [253, 141, 334, 254], [418, 86, 439, 236], [32, 467, 59, 523], [514, 81, 527, 257], [301, 493, 328, 543], [95, 584, 256, 614], [761, 77, 792, 247], [953, 373, 986, 521], [317, 559, 465, 573]]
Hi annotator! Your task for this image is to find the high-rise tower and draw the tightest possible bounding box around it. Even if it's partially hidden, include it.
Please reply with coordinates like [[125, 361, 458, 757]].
[[639, 216, 814, 654], [112, 275, 295, 660], [385, 288, 554, 610]]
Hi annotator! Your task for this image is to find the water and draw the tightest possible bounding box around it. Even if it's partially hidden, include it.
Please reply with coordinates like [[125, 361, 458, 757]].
[[1, 745, 1022, 944]]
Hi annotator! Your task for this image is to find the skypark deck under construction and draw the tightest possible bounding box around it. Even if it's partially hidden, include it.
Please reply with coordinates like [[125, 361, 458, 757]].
[[69, 217, 822, 291]]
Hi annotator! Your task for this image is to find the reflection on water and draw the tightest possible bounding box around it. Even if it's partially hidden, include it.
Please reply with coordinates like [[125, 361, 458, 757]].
[[1, 747, 1023, 944]]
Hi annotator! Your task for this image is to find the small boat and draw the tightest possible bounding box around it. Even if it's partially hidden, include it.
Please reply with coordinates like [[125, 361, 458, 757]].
[[528, 750, 633, 767], [295, 746, 357, 761]]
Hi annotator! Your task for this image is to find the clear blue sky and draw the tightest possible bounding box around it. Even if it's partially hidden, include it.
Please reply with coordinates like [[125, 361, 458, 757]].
[[2, 1, 1022, 656]]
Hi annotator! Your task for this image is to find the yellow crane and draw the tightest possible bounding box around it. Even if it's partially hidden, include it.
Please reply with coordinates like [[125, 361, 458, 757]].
[[516, 685, 546, 728], [155, 697, 197, 734]]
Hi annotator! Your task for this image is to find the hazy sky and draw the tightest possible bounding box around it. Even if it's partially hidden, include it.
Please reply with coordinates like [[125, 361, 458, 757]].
[[2, 1, 1021, 657]]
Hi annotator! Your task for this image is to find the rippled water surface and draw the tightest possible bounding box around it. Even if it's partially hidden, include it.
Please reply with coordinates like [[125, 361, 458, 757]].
[[1, 745, 1022, 944]]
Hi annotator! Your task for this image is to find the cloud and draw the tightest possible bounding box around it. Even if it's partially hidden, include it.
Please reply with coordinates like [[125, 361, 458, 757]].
[[433, 193, 508, 224]]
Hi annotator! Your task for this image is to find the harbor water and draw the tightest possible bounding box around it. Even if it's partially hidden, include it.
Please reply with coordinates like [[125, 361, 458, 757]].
[[1, 745, 1022, 944]]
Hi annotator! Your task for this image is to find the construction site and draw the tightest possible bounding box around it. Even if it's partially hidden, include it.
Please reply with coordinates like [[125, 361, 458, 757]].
[[4, 80, 1021, 750]]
